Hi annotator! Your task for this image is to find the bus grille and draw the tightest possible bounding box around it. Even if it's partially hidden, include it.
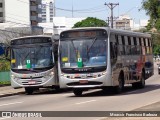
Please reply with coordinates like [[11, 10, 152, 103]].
[[67, 81, 102, 86], [20, 80, 42, 85], [20, 76, 43, 79]]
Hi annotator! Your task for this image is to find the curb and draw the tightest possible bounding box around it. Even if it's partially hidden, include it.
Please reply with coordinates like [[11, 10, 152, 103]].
[[0, 88, 55, 98], [0, 91, 25, 98]]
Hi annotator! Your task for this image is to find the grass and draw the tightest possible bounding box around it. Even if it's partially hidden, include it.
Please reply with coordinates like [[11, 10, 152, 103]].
[[0, 81, 11, 85]]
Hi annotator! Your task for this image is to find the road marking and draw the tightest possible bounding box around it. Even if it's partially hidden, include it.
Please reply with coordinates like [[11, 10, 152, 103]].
[[0, 118, 12, 120], [126, 89, 140, 94], [62, 93, 73, 96], [94, 117, 107, 120], [0, 101, 23, 107], [75, 100, 96, 105]]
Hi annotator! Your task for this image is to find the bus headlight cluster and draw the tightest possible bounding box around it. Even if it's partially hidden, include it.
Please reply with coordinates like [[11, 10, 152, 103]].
[[11, 74, 19, 81], [49, 72, 54, 76], [11, 74, 15, 79], [102, 71, 106, 75], [46, 71, 54, 78]]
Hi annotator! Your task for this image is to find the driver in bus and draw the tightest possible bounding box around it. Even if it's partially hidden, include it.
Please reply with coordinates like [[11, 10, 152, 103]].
[[97, 47, 106, 56]]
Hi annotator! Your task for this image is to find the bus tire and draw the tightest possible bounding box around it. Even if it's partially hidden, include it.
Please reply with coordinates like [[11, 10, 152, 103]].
[[54, 86, 60, 91], [132, 72, 145, 89], [137, 72, 145, 88], [114, 74, 124, 94], [25, 87, 34, 95], [73, 89, 83, 96], [132, 82, 138, 89]]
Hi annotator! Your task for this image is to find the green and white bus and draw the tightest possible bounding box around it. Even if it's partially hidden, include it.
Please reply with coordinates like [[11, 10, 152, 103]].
[[58, 27, 154, 96]]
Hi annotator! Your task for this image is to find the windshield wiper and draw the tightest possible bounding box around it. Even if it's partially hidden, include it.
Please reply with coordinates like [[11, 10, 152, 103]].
[[87, 37, 97, 54], [71, 40, 78, 57], [86, 37, 97, 60]]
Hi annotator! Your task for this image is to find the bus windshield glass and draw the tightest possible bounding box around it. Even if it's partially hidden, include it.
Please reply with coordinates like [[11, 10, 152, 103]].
[[60, 38, 107, 68], [11, 45, 54, 70]]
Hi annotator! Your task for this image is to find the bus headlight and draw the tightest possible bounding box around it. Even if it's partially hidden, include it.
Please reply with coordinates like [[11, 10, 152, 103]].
[[47, 72, 54, 78], [11, 74, 15, 79], [49, 72, 54, 76], [102, 71, 106, 75]]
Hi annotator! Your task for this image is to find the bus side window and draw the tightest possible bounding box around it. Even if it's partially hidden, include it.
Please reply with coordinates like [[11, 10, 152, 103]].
[[110, 42, 117, 59]]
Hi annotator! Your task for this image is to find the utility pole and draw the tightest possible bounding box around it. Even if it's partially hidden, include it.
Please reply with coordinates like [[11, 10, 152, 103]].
[[107, 17, 110, 27], [104, 2, 119, 28], [72, 0, 74, 17]]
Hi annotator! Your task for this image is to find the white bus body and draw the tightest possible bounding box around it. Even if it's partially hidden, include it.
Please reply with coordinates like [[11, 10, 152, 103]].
[[10, 35, 59, 94], [58, 27, 154, 96]]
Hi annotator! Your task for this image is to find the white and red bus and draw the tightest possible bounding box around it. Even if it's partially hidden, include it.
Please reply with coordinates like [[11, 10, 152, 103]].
[[58, 27, 154, 96]]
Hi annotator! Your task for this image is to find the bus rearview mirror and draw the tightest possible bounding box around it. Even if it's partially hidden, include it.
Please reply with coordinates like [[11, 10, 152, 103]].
[[0, 43, 10, 59], [0, 43, 5, 55]]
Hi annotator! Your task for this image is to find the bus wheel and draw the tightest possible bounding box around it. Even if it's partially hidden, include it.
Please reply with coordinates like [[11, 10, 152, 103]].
[[54, 86, 61, 92], [132, 73, 145, 89], [114, 75, 124, 94], [137, 73, 145, 88], [73, 89, 83, 96], [25, 87, 34, 95]]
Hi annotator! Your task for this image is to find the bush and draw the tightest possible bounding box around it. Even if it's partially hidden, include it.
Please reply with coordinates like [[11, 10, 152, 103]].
[[0, 81, 11, 85], [0, 60, 10, 71]]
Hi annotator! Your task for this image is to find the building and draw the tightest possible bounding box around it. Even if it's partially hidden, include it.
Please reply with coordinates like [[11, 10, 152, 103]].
[[38, 17, 86, 35], [0, 0, 42, 26], [0, 0, 4, 23], [115, 15, 131, 30], [0, 0, 43, 43], [30, 0, 42, 26], [115, 14, 149, 31], [41, 0, 55, 23]]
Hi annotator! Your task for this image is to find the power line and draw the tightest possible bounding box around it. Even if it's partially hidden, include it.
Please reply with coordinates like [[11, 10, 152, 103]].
[[76, 9, 107, 13], [16, 0, 106, 14], [56, 8, 107, 13]]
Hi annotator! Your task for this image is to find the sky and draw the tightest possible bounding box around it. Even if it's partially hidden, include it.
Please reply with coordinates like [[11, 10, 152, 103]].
[[55, 0, 149, 23]]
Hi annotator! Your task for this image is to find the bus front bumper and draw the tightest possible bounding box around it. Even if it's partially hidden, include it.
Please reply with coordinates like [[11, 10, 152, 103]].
[[59, 73, 112, 89]]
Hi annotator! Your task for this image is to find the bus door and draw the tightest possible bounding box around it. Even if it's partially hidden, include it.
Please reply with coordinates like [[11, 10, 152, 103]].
[[110, 34, 119, 83], [125, 46, 132, 82]]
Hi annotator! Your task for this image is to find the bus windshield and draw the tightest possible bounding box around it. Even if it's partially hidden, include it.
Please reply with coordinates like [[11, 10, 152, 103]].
[[11, 45, 54, 70], [60, 38, 107, 68]]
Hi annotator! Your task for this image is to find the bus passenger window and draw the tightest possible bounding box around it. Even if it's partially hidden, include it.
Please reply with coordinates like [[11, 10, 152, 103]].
[[110, 42, 117, 59]]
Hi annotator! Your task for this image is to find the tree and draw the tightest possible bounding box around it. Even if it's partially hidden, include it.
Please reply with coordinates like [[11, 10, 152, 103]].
[[73, 17, 107, 28], [142, 0, 160, 54], [142, 0, 160, 31]]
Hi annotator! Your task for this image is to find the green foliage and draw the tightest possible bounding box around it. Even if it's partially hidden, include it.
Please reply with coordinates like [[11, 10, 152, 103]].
[[155, 19, 160, 31], [142, 0, 160, 54], [0, 81, 10, 85], [142, 0, 160, 31], [73, 17, 107, 28], [153, 45, 160, 55], [0, 59, 10, 72], [134, 28, 148, 33], [151, 33, 160, 55]]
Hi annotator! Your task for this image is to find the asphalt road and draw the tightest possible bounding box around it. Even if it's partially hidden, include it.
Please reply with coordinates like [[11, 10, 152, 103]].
[[0, 63, 160, 120]]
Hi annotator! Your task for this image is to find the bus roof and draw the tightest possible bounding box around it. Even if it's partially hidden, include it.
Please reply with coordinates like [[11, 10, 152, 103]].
[[10, 35, 53, 41], [61, 27, 151, 38]]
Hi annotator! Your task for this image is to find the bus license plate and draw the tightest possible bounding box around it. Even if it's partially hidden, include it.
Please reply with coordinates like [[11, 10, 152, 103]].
[[79, 80, 88, 84], [28, 81, 36, 84]]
